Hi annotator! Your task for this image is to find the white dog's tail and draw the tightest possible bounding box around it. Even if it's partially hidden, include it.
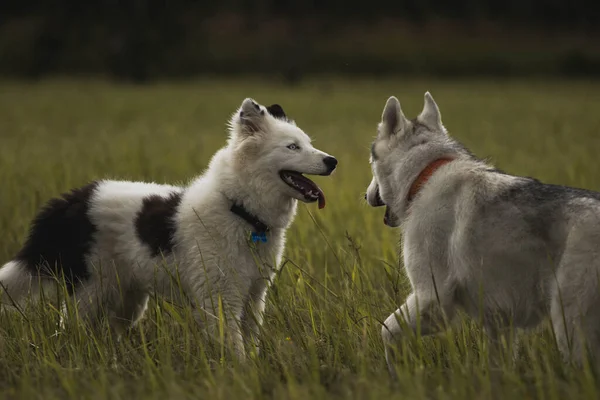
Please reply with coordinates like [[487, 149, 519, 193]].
[[0, 260, 41, 309]]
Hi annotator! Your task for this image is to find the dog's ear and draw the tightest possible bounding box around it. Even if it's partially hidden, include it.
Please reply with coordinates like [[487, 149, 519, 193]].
[[380, 96, 407, 136], [234, 98, 266, 135], [266, 104, 287, 121], [417, 92, 443, 130]]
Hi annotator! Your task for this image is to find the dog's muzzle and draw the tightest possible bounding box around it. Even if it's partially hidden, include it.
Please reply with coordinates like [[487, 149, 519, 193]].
[[366, 187, 385, 207], [320, 156, 338, 176]]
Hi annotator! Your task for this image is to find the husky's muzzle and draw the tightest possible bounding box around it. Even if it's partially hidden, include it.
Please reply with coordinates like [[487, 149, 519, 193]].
[[365, 186, 385, 207], [366, 186, 400, 227]]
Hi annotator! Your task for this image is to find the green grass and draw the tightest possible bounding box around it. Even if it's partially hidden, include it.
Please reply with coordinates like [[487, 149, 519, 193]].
[[1, 78, 600, 399]]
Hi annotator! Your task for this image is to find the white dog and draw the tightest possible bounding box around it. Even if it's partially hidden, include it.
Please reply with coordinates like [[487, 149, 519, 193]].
[[0, 98, 337, 358], [366, 92, 600, 374]]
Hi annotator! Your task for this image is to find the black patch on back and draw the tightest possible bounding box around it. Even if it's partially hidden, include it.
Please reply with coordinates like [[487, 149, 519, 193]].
[[486, 167, 509, 175], [266, 104, 288, 121], [492, 177, 600, 250], [135, 192, 182, 257], [15, 181, 99, 292], [498, 178, 600, 204]]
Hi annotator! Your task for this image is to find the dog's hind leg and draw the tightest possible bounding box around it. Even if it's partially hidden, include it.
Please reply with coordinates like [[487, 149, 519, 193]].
[[0, 260, 60, 309], [382, 291, 456, 379], [107, 285, 150, 337], [550, 287, 600, 367], [65, 282, 106, 329], [549, 216, 600, 367], [550, 242, 600, 367]]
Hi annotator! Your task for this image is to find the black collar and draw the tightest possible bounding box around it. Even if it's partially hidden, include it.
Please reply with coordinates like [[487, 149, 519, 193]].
[[230, 203, 270, 234]]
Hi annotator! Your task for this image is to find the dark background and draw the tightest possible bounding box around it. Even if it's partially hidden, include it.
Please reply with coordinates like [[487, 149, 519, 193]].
[[1, 0, 599, 83]]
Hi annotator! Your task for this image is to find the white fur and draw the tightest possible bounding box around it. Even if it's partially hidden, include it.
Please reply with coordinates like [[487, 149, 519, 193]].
[[0, 98, 336, 358], [367, 93, 600, 376]]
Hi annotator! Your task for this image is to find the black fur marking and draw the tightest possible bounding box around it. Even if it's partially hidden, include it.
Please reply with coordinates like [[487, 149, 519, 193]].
[[135, 192, 182, 257], [407, 116, 477, 161], [498, 178, 600, 204], [491, 177, 600, 253], [410, 118, 427, 131], [486, 168, 508, 175], [450, 141, 479, 160], [15, 181, 100, 292], [266, 104, 288, 121]]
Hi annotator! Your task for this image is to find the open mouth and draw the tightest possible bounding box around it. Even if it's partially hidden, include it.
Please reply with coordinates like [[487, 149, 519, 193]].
[[373, 188, 385, 207], [280, 170, 326, 209]]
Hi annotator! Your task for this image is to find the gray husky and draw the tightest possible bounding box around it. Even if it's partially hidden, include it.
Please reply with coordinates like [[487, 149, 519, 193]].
[[366, 92, 600, 374]]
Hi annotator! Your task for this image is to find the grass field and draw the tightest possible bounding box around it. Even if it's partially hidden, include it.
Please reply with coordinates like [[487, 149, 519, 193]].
[[1, 78, 600, 399]]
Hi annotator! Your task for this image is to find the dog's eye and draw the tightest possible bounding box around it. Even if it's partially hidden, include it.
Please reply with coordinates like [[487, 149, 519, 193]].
[[287, 143, 299, 150]]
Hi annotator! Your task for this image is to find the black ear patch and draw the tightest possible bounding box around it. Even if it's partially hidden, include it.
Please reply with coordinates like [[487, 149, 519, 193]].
[[266, 104, 287, 121]]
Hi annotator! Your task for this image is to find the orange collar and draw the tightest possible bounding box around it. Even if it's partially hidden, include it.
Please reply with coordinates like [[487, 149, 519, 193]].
[[407, 158, 454, 203]]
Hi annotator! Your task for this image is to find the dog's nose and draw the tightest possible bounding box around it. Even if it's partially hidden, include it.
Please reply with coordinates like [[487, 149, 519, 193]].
[[323, 156, 338, 170]]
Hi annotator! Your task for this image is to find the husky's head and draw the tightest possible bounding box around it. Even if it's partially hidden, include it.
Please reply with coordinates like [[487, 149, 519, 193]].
[[227, 98, 337, 208], [366, 92, 462, 227]]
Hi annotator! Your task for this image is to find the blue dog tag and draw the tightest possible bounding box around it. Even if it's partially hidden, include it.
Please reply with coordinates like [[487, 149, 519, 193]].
[[251, 232, 268, 243]]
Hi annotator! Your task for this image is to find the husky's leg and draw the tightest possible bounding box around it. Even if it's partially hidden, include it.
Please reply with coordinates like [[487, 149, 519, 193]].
[[483, 320, 521, 367], [551, 291, 600, 367], [549, 218, 600, 366], [381, 291, 455, 378], [550, 254, 600, 366], [511, 328, 524, 363], [551, 299, 578, 365]]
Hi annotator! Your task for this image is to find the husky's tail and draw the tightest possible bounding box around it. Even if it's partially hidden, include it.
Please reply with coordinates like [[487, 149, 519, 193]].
[[0, 260, 41, 309]]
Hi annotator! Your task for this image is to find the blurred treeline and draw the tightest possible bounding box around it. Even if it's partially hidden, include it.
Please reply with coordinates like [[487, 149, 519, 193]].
[[1, 0, 599, 82]]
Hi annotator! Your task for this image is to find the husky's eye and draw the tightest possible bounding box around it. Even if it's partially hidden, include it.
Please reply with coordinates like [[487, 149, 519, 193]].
[[287, 143, 299, 150]]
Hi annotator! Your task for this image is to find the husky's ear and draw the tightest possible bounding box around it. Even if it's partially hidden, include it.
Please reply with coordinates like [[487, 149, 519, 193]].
[[380, 96, 407, 136], [235, 98, 266, 135], [418, 92, 443, 130]]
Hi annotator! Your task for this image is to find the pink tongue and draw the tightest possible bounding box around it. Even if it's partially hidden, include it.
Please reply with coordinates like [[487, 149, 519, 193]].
[[318, 191, 326, 209]]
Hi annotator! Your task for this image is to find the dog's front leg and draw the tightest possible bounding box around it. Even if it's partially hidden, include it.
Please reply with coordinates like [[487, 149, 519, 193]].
[[240, 292, 267, 358], [191, 299, 247, 362], [382, 292, 454, 379], [483, 322, 522, 367]]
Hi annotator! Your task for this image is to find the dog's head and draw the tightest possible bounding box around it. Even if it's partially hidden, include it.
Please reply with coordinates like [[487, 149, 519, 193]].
[[228, 98, 337, 207], [365, 92, 451, 227]]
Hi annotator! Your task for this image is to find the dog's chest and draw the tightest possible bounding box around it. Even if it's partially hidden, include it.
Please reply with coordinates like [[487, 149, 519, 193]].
[[224, 229, 286, 276], [404, 198, 455, 248]]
